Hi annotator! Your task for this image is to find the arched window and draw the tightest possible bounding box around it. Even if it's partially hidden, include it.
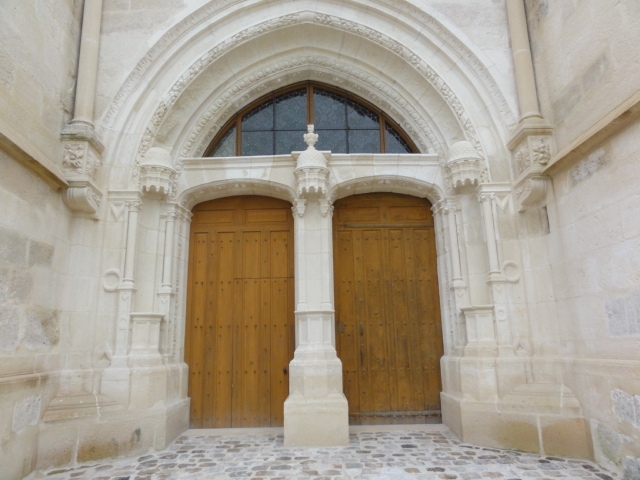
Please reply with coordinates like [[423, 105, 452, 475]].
[[205, 82, 416, 157]]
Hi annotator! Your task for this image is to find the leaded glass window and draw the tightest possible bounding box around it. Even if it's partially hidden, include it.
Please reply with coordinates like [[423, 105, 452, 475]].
[[205, 82, 416, 157]]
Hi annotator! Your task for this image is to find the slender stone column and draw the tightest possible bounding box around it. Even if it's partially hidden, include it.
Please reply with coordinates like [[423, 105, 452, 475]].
[[284, 199, 348, 446], [284, 126, 348, 446], [122, 200, 141, 285], [506, 0, 543, 124], [102, 198, 141, 404], [71, 0, 103, 127], [160, 211, 176, 292], [478, 192, 501, 278], [444, 203, 463, 284]]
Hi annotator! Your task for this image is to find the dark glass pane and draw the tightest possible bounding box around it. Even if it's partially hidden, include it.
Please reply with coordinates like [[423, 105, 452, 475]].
[[347, 99, 378, 129], [385, 124, 412, 153], [313, 89, 346, 129], [242, 131, 273, 156], [316, 129, 347, 153], [242, 101, 273, 131], [210, 126, 236, 157], [275, 130, 305, 155], [275, 89, 307, 130], [348, 129, 380, 153]]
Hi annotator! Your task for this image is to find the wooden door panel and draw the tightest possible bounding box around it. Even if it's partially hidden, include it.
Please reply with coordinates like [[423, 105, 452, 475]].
[[186, 196, 294, 428], [334, 193, 443, 425], [188, 233, 208, 427]]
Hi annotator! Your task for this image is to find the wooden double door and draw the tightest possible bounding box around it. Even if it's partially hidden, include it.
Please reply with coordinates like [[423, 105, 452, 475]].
[[333, 193, 444, 424], [186, 196, 295, 428]]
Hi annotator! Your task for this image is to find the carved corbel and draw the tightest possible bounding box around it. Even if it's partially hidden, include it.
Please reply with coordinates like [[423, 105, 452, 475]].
[[60, 125, 105, 218], [507, 125, 554, 212], [139, 147, 178, 197]]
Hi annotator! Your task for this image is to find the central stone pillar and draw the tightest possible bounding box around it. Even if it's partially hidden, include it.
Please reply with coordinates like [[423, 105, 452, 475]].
[[284, 126, 349, 446]]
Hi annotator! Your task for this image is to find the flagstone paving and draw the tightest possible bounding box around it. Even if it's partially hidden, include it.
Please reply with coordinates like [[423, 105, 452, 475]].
[[27, 425, 617, 480]]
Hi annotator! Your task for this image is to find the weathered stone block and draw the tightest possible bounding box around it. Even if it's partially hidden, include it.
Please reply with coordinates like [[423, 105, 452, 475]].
[[612, 389, 638, 426], [23, 307, 59, 350], [606, 291, 640, 337], [0, 305, 20, 351], [597, 425, 621, 463], [0, 226, 27, 267], [570, 148, 610, 186], [0, 266, 8, 302], [76, 420, 151, 463], [0, 47, 15, 88], [12, 395, 41, 434], [541, 417, 591, 458], [582, 51, 611, 93], [624, 456, 640, 480], [552, 83, 582, 122], [10, 270, 33, 303], [28, 240, 54, 267]]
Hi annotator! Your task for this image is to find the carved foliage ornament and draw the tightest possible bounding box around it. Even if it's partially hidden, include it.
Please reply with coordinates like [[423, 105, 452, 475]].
[[132, 12, 490, 187], [104, 0, 514, 133]]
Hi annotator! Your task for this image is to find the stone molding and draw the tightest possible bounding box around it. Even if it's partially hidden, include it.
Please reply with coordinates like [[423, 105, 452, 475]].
[[179, 56, 442, 161], [134, 12, 485, 170], [101, 0, 515, 136], [0, 127, 68, 189]]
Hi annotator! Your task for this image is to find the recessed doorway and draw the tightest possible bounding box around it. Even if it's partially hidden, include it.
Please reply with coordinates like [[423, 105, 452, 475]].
[[333, 193, 444, 424], [185, 196, 295, 428]]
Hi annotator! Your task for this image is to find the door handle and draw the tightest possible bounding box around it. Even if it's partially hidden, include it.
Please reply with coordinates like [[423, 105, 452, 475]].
[[283, 368, 288, 375]]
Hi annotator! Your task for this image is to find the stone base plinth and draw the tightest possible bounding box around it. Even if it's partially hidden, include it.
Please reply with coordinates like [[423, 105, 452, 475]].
[[283, 394, 349, 447], [36, 398, 189, 469], [442, 391, 592, 458]]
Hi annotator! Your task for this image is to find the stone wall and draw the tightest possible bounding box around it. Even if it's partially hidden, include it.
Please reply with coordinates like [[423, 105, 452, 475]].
[[527, 0, 640, 475], [527, 0, 640, 147], [0, 152, 72, 479], [0, 1, 81, 478]]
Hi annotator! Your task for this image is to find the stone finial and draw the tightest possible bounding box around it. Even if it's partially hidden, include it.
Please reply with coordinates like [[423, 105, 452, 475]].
[[304, 124, 318, 148], [293, 125, 329, 200]]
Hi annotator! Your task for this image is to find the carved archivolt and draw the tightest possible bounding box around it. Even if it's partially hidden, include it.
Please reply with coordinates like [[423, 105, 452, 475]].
[[102, 1, 514, 133], [178, 56, 444, 160], [136, 12, 483, 163]]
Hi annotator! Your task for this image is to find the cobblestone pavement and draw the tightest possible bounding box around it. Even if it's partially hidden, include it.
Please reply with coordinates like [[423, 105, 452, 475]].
[[28, 425, 617, 480]]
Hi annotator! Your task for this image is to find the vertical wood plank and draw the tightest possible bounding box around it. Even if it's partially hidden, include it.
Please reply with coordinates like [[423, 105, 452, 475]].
[[187, 232, 208, 428], [214, 231, 235, 427]]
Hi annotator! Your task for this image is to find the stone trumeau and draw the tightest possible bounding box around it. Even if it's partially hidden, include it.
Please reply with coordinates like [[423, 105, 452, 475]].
[[0, 1, 639, 478]]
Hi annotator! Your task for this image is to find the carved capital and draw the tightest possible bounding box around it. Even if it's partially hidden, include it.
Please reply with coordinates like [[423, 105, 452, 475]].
[[477, 192, 495, 204], [125, 200, 142, 212], [292, 198, 307, 218], [319, 199, 334, 217]]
